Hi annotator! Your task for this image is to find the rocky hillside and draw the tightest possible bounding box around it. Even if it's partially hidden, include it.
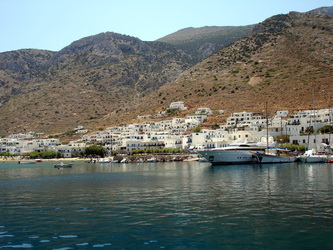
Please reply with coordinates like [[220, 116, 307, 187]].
[[310, 6, 333, 16], [0, 32, 196, 135], [0, 49, 55, 105], [157, 25, 253, 61], [0, 26, 258, 136], [117, 11, 333, 128]]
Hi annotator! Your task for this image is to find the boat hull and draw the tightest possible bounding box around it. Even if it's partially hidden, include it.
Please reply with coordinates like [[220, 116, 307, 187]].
[[299, 149, 328, 163], [19, 161, 35, 164], [299, 156, 327, 163], [54, 164, 73, 168], [255, 153, 296, 164], [97, 159, 111, 163], [198, 150, 258, 165]]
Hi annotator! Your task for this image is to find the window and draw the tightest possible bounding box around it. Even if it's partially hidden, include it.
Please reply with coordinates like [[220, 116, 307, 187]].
[[322, 138, 329, 144]]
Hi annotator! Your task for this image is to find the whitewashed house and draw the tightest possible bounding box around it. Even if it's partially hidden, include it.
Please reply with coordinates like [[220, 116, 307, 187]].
[[168, 101, 187, 111], [186, 114, 207, 123], [276, 110, 289, 117], [226, 111, 254, 127], [195, 108, 213, 115], [287, 108, 333, 149]]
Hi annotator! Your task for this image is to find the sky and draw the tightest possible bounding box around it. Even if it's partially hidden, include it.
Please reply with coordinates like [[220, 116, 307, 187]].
[[0, 0, 332, 53]]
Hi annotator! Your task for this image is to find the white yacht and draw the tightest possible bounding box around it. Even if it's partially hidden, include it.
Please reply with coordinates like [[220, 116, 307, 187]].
[[198, 143, 266, 165]]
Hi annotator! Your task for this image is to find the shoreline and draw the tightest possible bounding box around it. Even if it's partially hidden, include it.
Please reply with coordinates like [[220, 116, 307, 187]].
[[0, 154, 200, 163], [0, 157, 84, 162]]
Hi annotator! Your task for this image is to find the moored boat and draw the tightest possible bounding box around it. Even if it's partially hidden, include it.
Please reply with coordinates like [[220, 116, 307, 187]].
[[120, 158, 128, 163], [298, 149, 327, 163], [18, 160, 35, 164], [198, 143, 266, 165], [327, 158, 333, 163], [252, 148, 296, 164], [250, 102, 296, 164], [147, 157, 157, 163], [97, 158, 111, 163], [54, 162, 73, 168]]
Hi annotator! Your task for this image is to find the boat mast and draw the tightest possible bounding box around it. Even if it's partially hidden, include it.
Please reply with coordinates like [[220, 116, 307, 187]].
[[312, 87, 317, 151], [266, 101, 269, 150], [306, 87, 315, 150]]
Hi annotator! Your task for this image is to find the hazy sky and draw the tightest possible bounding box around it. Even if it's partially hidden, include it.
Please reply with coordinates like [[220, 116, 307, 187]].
[[0, 0, 332, 53]]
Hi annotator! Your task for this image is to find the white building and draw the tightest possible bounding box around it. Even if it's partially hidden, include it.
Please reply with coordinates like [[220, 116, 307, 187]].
[[276, 110, 289, 118], [168, 101, 187, 111], [286, 108, 333, 150], [186, 114, 207, 123], [0, 137, 60, 155], [226, 111, 254, 127], [195, 108, 213, 115]]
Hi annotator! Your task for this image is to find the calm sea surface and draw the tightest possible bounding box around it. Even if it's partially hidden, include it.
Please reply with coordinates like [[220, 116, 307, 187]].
[[1, 160, 333, 249]]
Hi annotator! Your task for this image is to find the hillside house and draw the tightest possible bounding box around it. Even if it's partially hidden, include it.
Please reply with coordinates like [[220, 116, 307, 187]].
[[195, 108, 213, 115], [276, 110, 289, 117], [186, 114, 207, 123], [168, 101, 187, 111]]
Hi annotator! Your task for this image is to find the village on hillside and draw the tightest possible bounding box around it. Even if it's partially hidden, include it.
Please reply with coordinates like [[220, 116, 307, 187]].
[[1, 101, 333, 158]]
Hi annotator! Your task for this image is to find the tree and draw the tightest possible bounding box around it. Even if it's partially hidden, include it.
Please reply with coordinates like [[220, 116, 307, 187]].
[[22, 151, 61, 159], [305, 126, 314, 134], [193, 126, 201, 133], [280, 143, 306, 153], [211, 123, 220, 129], [166, 108, 178, 116], [275, 134, 290, 143], [317, 125, 333, 134], [84, 145, 105, 157]]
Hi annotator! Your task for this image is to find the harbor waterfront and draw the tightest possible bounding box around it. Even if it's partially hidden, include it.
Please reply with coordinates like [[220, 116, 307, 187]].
[[1, 161, 333, 249]]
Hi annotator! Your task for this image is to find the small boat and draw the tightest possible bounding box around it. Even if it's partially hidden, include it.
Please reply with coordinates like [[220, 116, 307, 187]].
[[18, 160, 35, 164], [97, 158, 111, 163], [147, 157, 157, 163], [183, 156, 200, 162], [137, 158, 144, 163], [120, 158, 128, 163], [54, 162, 73, 169]]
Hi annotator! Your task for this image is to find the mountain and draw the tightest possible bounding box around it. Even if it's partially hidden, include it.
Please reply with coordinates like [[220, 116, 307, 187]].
[[0, 27, 254, 136], [157, 25, 253, 61], [0, 49, 55, 105], [0, 32, 197, 135], [310, 6, 333, 16], [117, 11, 333, 127], [0, 8, 332, 136]]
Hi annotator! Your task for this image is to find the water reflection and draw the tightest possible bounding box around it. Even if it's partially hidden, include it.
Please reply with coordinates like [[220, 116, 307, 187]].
[[1, 161, 333, 248]]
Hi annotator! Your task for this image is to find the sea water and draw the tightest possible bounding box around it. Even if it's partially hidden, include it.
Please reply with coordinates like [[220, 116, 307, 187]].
[[0, 160, 333, 249]]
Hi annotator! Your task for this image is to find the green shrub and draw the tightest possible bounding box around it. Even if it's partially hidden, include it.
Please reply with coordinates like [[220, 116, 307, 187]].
[[22, 151, 61, 159], [84, 145, 105, 157]]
